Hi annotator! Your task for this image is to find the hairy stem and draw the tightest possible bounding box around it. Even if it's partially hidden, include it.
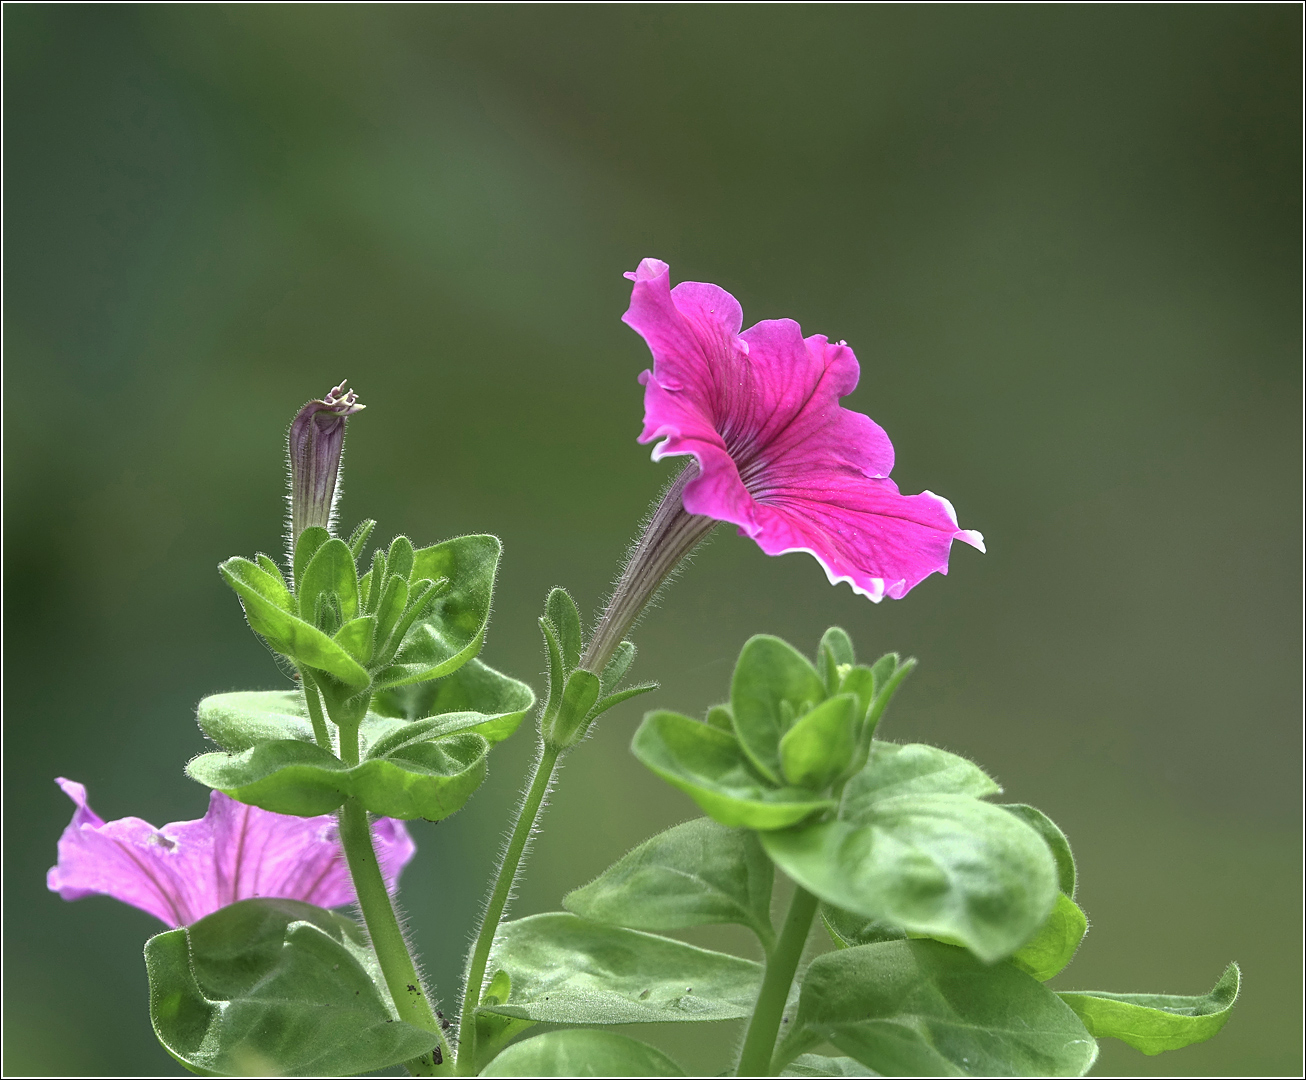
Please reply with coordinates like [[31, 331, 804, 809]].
[[455, 742, 561, 1075], [736, 885, 819, 1077], [299, 672, 331, 749], [332, 708, 449, 1075]]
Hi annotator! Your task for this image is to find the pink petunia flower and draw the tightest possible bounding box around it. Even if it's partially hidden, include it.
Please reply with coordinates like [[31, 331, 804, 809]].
[[580, 260, 983, 674], [624, 258, 983, 603], [47, 778, 414, 927]]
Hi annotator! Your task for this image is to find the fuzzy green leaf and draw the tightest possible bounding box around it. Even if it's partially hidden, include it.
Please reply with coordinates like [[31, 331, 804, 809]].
[[778, 694, 857, 790], [145, 898, 437, 1077], [220, 558, 370, 688], [480, 913, 762, 1025], [187, 740, 350, 815], [1011, 894, 1088, 982], [762, 794, 1057, 962], [548, 669, 601, 747], [370, 658, 535, 745], [1002, 803, 1077, 898], [730, 635, 827, 784], [545, 587, 583, 672], [632, 711, 835, 830], [1058, 963, 1239, 1055], [292, 527, 330, 592], [346, 519, 376, 560], [481, 1030, 683, 1077], [564, 817, 774, 947], [783, 939, 1097, 1076], [197, 691, 316, 751], [821, 904, 907, 949], [781, 1054, 876, 1077], [842, 742, 1001, 816], [298, 538, 359, 625], [373, 534, 500, 688]]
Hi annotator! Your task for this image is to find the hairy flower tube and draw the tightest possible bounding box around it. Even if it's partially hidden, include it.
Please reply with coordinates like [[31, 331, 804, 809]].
[[581, 259, 984, 672], [47, 779, 414, 927], [288, 379, 365, 543]]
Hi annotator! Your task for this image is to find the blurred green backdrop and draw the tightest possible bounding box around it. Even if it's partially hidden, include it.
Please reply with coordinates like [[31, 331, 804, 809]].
[[4, 5, 1300, 1076]]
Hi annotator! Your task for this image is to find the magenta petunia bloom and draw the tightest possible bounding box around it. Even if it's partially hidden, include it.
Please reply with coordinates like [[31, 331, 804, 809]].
[[623, 258, 984, 602], [47, 779, 415, 927]]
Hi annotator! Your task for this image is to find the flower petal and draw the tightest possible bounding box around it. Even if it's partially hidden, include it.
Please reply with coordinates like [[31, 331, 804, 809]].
[[48, 780, 416, 926], [750, 480, 985, 601]]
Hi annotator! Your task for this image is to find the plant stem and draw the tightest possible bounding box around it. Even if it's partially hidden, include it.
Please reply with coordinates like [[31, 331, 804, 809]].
[[299, 671, 332, 749], [454, 741, 561, 1076], [331, 703, 450, 1075], [736, 884, 819, 1077]]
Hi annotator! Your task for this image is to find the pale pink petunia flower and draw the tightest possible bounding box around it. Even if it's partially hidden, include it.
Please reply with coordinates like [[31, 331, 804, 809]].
[[623, 258, 984, 603], [47, 778, 414, 927]]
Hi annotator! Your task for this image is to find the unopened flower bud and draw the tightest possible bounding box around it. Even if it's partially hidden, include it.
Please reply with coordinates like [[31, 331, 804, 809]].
[[288, 381, 364, 541]]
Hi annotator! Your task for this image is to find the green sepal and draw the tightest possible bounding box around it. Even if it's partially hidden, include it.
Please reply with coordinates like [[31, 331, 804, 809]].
[[1011, 893, 1088, 981], [778, 694, 857, 790], [372, 534, 500, 688], [362, 548, 386, 614], [545, 587, 583, 672], [547, 669, 601, 748], [480, 913, 762, 1024], [864, 654, 916, 740], [599, 640, 637, 696], [589, 681, 658, 721], [371, 657, 536, 745], [761, 794, 1058, 962], [374, 575, 409, 652], [777, 939, 1097, 1077], [538, 615, 567, 733], [372, 577, 449, 672], [1058, 963, 1240, 1055], [386, 534, 415, 583], [1002, 803, 1077, 898], [704, 704, 734, 731], [145, 898, 437, 1077], [632, 710, 835, 830], [220, 558, 369, 688], [481, 1030, 683, 1078], [563, 817, 775, 948], [298, 538, 359, 626], [730, 635, 827, 785], [346, 519, 376, 560], [335, 615, 377, 666], [256, 553, 289, 592], [186, 731, 490, 821], [475, 968, 536, 1074], [292, 526, 330, 591]]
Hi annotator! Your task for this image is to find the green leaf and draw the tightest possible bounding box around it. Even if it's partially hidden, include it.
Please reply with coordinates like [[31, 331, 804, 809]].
[[590, 682, 659, 722], [704, 704, 733, 731], [842, 742, 1001, 818], [1002, 804, 1077, 898], [762, 794, 1058, 962], [346, 519, 376, 559], [298, 538, 359, 625], [335, 614, 377, 666], [1058, 963, 1240, 1055], [783, 939, 1097, 1077], [363, 548, 386, 614], [480, 1030, 684, 1077], [475, 970, 536, 1073], [836, 667, 876, 731], [256, 553, 290, 592], [821, 904, 906, 949], [778, 694, 857, 790], [375, 575, 410, 650], [187, 740, 350, 815], [781, 1054, 876, 1077], [819, 626, 856, 668], [221, 558, 370, 688], [563, 817, 775, 947], [632, 711, 835, 830], [350, 732, 489, 820], [293, 526, 331, 592], [372, 657, 535, 744], [548, 669, 601, 747], [145, 898, 437, 1077], [730, 635, 827, 784], [374, 534, 500, 688], [545, 587, 583, 672], [481, 913, 762, 1025], [1011, 894, 1088, 981], [187, 732, 490, 821], [197, 691, 316, 751]]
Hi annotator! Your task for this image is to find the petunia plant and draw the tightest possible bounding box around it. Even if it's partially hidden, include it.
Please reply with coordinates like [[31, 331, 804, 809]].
[[50, 264, 1237, 1077]]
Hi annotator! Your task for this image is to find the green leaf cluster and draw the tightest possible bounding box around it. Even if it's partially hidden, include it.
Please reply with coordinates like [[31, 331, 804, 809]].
[[537, 587, 656, 749], [194, 525, 533, 820]]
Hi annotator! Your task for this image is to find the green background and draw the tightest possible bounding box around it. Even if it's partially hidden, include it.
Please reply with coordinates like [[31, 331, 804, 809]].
[[4, 5, 1299, 1076]]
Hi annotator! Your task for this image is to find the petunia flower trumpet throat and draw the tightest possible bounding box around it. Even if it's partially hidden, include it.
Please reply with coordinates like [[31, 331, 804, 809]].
[[582, 259, 983, 671]]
